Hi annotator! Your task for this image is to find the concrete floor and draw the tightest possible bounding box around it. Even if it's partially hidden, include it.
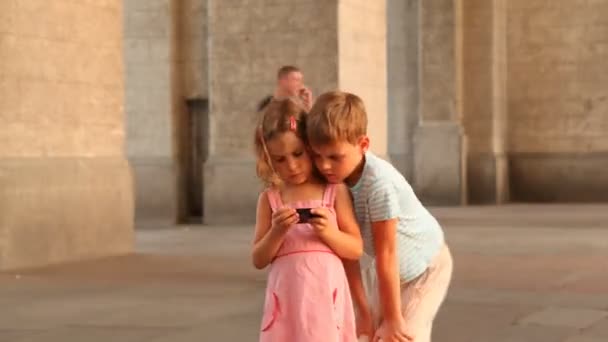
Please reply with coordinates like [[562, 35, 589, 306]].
[[1, 204, 608, 341]]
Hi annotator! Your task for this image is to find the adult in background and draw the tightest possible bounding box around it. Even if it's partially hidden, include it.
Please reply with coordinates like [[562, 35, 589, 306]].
[[258, 65, 313, 112]]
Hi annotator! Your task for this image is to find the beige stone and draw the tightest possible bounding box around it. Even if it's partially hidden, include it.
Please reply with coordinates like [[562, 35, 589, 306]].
[[0, 158, 133, 270], [339, 0, 387, 157], [0, 0, 133, 270], [462, 0, 509, 203], [507, 0, 608, 155]]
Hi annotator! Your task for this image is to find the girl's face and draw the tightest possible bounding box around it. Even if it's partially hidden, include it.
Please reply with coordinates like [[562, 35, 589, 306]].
[[265, 131, 313, 186]]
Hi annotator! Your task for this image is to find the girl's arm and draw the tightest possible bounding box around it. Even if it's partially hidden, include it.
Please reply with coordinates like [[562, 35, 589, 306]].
[[251, 192, 297, 269], [344, 258, 374, 338], [334, 184, 367, 312], [344, 259, 369, 314], [310, 183, 363, 260]]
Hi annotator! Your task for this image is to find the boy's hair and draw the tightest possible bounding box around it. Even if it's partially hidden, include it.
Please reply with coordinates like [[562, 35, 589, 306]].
[[307, 91, 367, 146], [254, 99, 308, 187], [277, 65, 301, 79]]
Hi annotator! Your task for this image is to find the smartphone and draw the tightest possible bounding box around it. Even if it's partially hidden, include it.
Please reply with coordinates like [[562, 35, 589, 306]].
[[296, 208, 320, 223]]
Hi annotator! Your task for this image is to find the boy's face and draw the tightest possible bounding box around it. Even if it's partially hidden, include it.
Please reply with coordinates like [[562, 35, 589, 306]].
[[310, 136, 369, 186]]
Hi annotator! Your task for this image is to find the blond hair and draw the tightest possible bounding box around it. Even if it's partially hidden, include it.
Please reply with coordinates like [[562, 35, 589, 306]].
[[307, 91, 367, 146], [254, 99, 308, 187]]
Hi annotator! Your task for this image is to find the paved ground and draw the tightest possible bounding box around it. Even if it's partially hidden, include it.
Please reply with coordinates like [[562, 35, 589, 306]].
[[1, 204, 608, 341]]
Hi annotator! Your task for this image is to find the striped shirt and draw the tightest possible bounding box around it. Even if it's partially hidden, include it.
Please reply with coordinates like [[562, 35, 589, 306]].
[[350, 152, 445, 282]]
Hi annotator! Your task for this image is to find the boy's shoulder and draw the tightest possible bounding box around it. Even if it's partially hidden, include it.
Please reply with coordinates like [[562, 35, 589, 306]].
[[362, 153, 407, 185]]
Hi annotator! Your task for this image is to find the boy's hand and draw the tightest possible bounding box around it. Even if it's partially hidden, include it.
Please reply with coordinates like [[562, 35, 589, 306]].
[[373, 318, 413, 342], [309, 207, 333, 236], [271, 207, 298, 234]]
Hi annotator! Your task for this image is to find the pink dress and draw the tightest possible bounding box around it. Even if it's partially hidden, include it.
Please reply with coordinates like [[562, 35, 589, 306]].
[[259, 184, 357, 342]]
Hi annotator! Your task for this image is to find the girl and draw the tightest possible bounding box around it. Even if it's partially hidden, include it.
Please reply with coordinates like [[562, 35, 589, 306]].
[[252, 99, 363, 341]]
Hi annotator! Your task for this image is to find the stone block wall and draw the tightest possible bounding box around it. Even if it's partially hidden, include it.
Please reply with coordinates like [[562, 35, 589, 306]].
[[0, 0, 133, 270], [507, 0, 608, 201]]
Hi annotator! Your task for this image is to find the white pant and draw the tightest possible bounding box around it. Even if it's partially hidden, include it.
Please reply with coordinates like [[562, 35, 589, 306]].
[[360, 245, 453, 342]]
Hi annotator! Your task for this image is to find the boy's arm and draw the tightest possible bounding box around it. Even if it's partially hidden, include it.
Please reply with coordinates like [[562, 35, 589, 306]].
[[366, 179, 406, 325], [372, 218, 403, 323]]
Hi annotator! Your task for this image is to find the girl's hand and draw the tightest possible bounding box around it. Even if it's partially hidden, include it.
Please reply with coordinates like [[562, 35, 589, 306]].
[[357, 308, 375, 340], [373, 318, 413, 342], [271, 207, 298, 234], [309, 207, 334, 236]]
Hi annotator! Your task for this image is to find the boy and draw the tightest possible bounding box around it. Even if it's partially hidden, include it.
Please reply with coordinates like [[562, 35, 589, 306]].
[[306, 91, 453, 342]]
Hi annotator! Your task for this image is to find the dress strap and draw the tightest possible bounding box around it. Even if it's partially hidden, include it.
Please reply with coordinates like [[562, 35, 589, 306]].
[[265, 189, 283, 211], [322, 184, 337, 207]]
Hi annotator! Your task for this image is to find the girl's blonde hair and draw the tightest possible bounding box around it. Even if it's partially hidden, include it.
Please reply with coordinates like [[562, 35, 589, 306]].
[[254, 98, 308, 187]]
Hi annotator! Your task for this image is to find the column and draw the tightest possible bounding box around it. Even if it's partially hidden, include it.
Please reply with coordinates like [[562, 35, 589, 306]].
[[461, 0, 509, 203], [0, 1, 133, 269], [387, 0, 420, 180], [414, 0, 467, 205], [124, 0, 176, 223]]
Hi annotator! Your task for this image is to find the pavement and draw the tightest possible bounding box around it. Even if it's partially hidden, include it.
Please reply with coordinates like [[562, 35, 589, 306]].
[[1, 204, 607, 341]]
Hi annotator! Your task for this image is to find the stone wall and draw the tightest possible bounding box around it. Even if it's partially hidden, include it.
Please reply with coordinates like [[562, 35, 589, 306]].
[[0, 0, 133, 270], [507, 0, 608, 201]]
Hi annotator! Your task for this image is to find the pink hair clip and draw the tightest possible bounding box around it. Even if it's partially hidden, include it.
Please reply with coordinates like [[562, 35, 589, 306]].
[[289, 116, 297, 131]]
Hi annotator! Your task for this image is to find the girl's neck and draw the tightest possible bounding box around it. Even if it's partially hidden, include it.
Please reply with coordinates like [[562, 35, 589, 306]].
[[282, 175, 323, 189], [278, 177, 326, 204]]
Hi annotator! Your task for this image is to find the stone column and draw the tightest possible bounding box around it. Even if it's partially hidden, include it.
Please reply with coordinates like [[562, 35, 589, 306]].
[[338, 0, 388, 158], [0, 1, 133, 270], [414, 0, 467, 205], [205, 0, 388, 223], [387, 0, 419, 180], [124, 0, 176, 224], [461, 0, 509, 203], [491, 0, 509, 203]]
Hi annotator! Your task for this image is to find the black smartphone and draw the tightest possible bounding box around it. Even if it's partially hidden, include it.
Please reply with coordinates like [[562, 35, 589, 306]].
[[296, 208, 320, 223]]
